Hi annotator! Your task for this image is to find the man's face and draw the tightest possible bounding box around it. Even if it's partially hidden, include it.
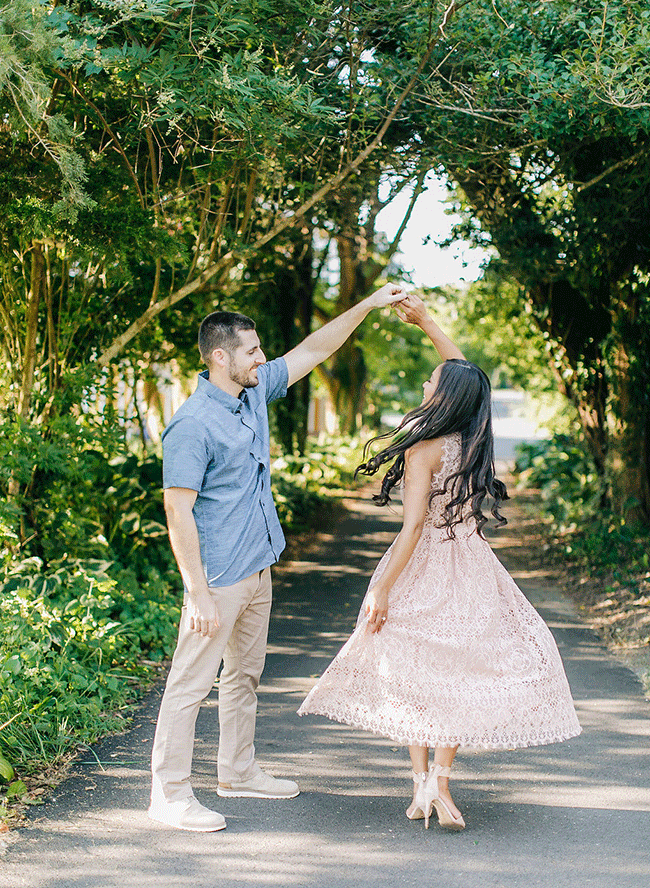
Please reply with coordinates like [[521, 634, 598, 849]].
[[227, 329, 266, 389]]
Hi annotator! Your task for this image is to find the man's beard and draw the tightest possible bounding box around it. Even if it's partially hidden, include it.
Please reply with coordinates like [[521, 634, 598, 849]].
[[228, 363, 259, 389]]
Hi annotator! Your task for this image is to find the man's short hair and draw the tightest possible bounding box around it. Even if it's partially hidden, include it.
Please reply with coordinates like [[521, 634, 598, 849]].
[[198, 311, 256, 365]]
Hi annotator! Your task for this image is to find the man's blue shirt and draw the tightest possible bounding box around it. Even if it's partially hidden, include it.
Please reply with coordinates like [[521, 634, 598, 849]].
[[162, 358, 288, 587]]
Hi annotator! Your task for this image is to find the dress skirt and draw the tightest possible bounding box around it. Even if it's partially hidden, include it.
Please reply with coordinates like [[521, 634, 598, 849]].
[[298, 434, 581, 750]]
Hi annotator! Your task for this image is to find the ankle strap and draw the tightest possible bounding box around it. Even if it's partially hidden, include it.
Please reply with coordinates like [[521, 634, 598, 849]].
[[430, 764, 452, 778]]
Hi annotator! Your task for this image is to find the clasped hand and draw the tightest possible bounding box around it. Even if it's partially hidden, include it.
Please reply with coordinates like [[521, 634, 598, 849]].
[[365, 585, 389, 634], [187, 587, 220, 638], [393, 292, 428, 326], [369, 282, 407, 308]]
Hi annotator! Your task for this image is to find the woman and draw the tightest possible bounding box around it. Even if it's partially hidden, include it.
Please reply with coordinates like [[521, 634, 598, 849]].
[[298, 294, 581, 830]]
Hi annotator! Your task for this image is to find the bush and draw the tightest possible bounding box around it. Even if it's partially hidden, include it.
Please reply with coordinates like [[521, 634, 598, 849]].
[[514, 433, 603, 534], [0, 426, 181, 795], [271, 435, 365, 528], [0, 432, 364, 806], [514, 432, 650, 577], [0, 558, 181, 780]]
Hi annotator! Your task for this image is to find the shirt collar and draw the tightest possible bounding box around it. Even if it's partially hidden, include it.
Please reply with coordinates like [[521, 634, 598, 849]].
[[197, 371, 246, 414]]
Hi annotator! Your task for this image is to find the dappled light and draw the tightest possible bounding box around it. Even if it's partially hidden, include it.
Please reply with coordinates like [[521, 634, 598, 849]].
[[3, 490, 649, 887]]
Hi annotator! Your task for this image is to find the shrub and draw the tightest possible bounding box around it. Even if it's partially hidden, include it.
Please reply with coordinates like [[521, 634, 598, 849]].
[[271, 435, 364, 528], [514, 432, 650, 577], [514, 433, 603, 534], [0, 558, 181, 779], [0, 432, 365, 801]]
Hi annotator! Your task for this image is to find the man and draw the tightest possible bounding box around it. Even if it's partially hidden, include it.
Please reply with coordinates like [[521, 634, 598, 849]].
[[148, 283, 405, 832]]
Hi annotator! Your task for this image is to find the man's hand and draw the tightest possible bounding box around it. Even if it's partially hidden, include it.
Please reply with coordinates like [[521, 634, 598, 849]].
[[368, 282, 407, 309], [365, 584, 389, 634], [187, 586, 220, 638], [394, 292, 429, 327]]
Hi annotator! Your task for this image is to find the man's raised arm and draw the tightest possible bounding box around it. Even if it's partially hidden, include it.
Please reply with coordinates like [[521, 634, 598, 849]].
[[283, 283, 405, 387]]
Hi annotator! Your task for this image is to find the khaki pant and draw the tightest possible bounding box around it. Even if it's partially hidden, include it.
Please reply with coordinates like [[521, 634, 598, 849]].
[[151, 568, 272, 803]]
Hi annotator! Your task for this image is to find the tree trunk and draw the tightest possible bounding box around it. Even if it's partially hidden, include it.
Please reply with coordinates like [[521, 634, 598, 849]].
[[294, 240, 314, 454], [257, 229, 314, 454], [527, 278, 611, 476], [17, 243, 44, 420], [606, 290, 650, 523]]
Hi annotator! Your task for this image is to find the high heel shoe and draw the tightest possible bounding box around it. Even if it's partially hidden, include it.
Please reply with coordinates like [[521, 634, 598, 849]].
[[427, 764, 466, 831], [406, 765, 465, 830], [406, 771, 427, 821]]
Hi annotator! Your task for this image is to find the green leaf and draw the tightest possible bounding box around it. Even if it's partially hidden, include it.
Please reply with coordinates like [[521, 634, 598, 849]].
[[0, 754, 14, 782], [6, 780, 27, 799]]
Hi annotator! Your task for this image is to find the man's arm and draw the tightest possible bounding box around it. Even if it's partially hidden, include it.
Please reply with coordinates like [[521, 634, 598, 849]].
[[283, 283, 405, 387], [164, 487, 219, 638], [395, 294, 466, 361]]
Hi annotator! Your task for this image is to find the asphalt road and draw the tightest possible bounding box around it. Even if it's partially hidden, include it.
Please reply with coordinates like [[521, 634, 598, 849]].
[[2, 487, 649, 888]]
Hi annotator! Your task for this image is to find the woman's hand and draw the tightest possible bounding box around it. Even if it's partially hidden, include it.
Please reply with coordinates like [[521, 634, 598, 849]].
[[365, 584, 389, 633], [394, 293, 429, 327]]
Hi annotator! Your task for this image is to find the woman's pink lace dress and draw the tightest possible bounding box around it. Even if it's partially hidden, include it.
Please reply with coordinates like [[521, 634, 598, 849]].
[[298, 433, 581, 749]]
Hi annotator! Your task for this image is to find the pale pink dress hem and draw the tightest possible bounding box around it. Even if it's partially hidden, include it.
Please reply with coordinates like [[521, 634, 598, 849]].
[[297, 706, 581, 751]]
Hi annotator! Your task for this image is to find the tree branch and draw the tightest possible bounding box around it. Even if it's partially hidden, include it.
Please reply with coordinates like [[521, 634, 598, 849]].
[[54, 69, 146, 209], [387, 167, 428, 257], [96, 0, 471, 366], [576, 145, 648, 192]]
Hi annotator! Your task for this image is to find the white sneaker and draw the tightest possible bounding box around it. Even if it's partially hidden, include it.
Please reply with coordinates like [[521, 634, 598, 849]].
[[217, 770, 299, 799], [148, 795, 226, 832]]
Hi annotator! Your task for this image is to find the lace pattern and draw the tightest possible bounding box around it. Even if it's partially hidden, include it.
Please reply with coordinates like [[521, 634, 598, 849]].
[[298, 432, 581, 749]]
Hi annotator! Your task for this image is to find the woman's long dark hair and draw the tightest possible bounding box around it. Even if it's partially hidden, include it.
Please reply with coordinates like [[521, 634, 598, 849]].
[[355, 359, 509, 537]]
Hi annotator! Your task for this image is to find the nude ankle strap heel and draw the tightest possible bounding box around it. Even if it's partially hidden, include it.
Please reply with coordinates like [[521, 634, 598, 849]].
[[407, 765, 465, 830], [406, 771, 428, 821], [428, 764, 465, 830]]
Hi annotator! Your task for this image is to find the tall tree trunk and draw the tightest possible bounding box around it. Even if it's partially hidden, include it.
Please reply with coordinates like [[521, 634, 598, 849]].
[[294, 239, 314, 454], [327, 227, 367, 434], [527, 279, 611, 479], [606, 290, 650, 522], [257, 229, 314, 454], [17, 243, 44, 420]]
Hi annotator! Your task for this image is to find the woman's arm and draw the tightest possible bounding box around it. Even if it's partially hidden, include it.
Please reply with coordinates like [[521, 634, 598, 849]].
[[365, 439, 444, 633], [395, 294, 466, 361]]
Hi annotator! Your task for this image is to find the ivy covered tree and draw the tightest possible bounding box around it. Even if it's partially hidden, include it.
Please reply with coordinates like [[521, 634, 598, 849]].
[[423, 0, 650, 521]]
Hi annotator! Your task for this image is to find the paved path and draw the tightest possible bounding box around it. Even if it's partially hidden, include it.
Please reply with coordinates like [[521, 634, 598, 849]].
[[2, 489, 649, 888]]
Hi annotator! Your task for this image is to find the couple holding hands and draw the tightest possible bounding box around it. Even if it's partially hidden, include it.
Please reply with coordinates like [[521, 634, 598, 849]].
[[148, 285, 580, 833]]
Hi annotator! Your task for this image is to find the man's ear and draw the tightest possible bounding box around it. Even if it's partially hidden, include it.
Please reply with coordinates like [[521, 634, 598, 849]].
[[210, 347, 230, 370]]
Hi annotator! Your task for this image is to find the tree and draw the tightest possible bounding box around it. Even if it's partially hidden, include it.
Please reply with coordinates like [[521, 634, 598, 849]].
[[1, 0, 471, 552], [420, 0, 650, 520], [1, 0, 463, 413], [312, 166, 429, 433]]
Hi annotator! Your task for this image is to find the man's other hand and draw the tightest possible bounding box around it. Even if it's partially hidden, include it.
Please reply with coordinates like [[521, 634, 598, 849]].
[[187, 587, 220, 638]]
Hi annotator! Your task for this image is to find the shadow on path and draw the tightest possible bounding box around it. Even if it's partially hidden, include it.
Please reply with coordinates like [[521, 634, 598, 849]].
[[2, 490, 649, 888]]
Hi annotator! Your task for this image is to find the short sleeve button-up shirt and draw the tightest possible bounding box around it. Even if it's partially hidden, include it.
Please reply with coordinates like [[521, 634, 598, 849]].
[[162, 358, 288, 587]]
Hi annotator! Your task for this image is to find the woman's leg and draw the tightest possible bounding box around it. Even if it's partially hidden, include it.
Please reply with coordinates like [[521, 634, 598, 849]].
[[406, 745, 429, 816], [408, 744, 429, 773], [433, 745, 462, 819]]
